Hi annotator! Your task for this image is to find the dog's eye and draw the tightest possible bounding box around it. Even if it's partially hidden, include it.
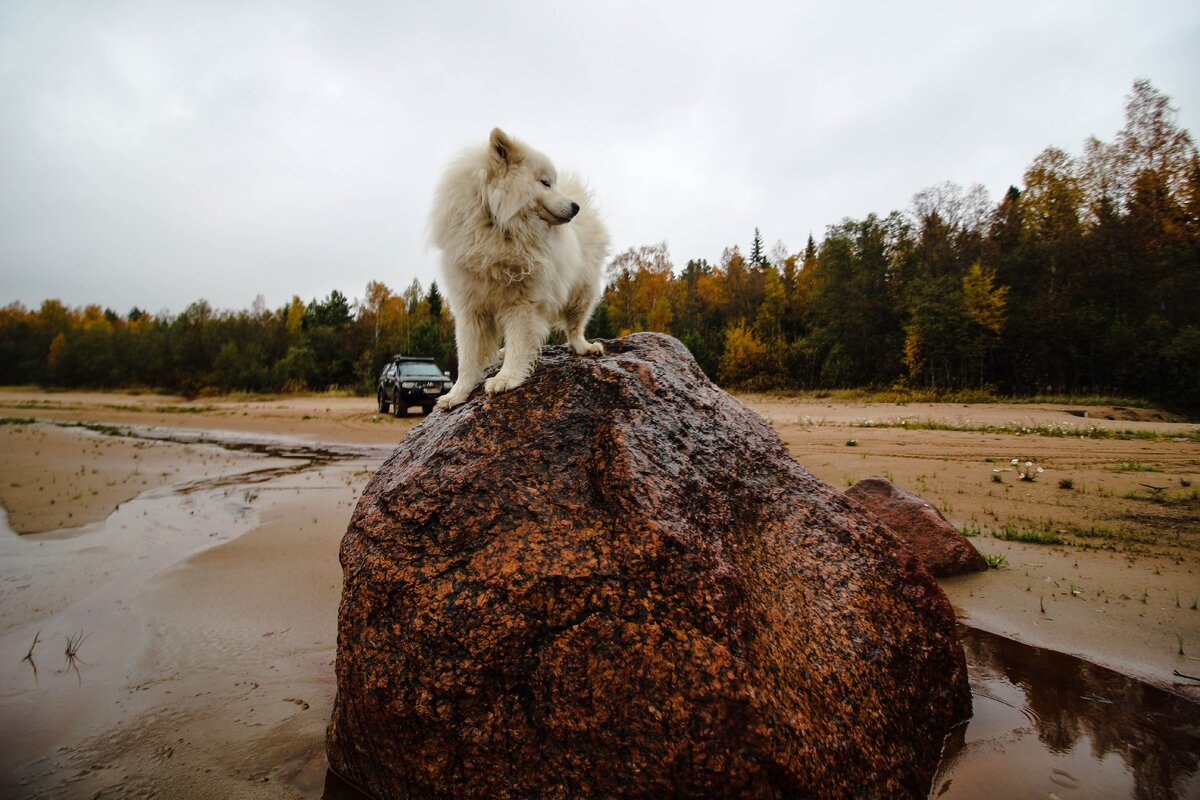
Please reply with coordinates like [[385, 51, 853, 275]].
[[540, 179, 551, 188]]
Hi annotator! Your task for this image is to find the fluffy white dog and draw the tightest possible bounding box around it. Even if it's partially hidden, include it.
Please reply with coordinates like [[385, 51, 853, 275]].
[[429, 128, 610, 409]]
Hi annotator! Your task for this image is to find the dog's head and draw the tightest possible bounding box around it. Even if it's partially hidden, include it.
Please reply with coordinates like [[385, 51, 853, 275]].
[[485, 128, 579, 229]]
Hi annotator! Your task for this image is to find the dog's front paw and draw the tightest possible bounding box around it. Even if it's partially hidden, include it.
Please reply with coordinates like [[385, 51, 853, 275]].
[[484, 372, 525, 395], [574, 340, 604, 356], [436, 390, 470, 410]]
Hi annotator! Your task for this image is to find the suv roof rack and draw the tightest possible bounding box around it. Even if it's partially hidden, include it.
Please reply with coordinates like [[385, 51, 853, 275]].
[[391, 355, 437, 363]]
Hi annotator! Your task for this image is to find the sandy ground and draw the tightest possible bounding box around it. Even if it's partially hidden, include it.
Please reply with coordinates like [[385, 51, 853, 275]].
[[0, 388, 1198, 798], [743, 395, 1200, 693]]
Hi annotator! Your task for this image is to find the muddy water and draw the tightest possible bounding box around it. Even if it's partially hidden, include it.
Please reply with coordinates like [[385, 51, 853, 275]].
[[935, 626, 1200, 799]]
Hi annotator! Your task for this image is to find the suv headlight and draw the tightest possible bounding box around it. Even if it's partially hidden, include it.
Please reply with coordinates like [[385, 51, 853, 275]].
[[401, 381, 417, 388]]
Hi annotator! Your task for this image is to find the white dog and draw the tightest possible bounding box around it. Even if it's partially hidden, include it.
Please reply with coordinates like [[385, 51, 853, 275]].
[[429, 128, 610, 409]]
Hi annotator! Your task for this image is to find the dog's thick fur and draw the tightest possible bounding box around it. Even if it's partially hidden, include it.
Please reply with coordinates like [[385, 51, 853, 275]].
[[430, 128, 610, 409]]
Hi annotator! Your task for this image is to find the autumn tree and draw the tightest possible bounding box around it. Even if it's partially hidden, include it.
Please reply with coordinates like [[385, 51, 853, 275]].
[[961, 262, 1009, 387], [604, 242, 674, 335], [718, 320, 772, 387]]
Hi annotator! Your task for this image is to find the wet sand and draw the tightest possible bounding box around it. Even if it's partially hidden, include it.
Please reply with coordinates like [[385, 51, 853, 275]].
[[0, 388, 1198, 798], [0, 424, 382, 799]]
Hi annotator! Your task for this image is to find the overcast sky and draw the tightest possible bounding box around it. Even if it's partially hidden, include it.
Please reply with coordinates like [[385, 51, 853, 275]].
[[2, 1, 1198, 316]]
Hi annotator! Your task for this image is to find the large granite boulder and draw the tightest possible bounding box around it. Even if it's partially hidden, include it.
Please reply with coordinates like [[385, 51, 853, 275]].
[[327, 333, 971, 799], [844, 478, 988, 577]]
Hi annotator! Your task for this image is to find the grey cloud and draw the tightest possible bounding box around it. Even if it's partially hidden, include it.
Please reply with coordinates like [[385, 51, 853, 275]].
[[1, 0, 1197, 312]]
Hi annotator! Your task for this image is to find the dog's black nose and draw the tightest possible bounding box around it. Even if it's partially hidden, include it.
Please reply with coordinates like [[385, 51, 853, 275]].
[[569, 202, 580, 218]]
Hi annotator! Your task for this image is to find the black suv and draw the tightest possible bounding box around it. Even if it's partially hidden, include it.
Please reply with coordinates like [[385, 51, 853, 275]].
[[377, 356, 452, 416]]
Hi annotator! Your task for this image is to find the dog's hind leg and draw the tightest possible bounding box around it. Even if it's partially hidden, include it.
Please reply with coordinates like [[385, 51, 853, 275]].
[[563, 288, 603, 356], [485, 304, 548, 395], [437, 312, 497, 409]]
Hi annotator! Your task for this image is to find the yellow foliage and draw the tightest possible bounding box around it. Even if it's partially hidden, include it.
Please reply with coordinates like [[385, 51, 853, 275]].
[[285, 296, 305, 340], [718, 321, 770, 386], [902, 322, 923, 377], [962, 262, 1009, 336], [646, 296, 673, 332], [47, 332, 67, 366]]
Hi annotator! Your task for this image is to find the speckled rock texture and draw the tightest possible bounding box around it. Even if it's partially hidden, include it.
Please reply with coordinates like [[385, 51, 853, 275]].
[[844, 478, 988, 578], [326, 332, 971, 800]]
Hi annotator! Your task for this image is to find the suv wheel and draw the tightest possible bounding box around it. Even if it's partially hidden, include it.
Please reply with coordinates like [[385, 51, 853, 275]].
[[378, 392, 390, 414]]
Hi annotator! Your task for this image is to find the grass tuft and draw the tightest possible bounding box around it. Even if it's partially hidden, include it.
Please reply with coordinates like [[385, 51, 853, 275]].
[[1117, 461, 1163, 473], [996, 523, 1062, 545], [21, 630, 41, 681], [63, 631, 89, 686]]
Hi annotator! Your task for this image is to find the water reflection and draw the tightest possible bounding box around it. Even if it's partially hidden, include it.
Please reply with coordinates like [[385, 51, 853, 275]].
[[936, 625, 1200, 799]]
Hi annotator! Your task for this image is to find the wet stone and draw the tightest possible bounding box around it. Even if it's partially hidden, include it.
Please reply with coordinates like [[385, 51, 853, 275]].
[[326, 332, 971, 799], [844, 478, 988, 577]]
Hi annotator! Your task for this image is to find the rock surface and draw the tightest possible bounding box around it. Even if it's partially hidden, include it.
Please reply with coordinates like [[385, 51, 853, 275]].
[[844, 478, 988, 577], [326, 333, 971, 799]]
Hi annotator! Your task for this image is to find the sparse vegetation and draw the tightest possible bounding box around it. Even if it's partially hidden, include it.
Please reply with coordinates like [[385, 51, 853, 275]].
[[1123, 486, 1200, 505], [21, 630, 41, 681], [996, 523, 1062, 546], [1062, 524, 1154, 546], [768, 388, 1163, 407], [1117, 461, 1163, 473], [846, 419, 1200, 442], [63, 630, 89, 685], [1014, 458, 1043, 482], [984, 553, 1008, 569]]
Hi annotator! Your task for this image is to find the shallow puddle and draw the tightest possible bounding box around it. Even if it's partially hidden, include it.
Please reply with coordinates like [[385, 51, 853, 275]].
[[935, 625, 1200, 799], [0, 423, 389, 795]]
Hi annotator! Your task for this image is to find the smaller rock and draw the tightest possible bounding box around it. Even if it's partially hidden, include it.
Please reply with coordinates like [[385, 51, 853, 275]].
[[845, 478, 987, 577]]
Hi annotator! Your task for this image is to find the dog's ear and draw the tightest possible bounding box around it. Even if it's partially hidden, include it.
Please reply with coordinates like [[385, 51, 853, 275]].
[[490, 128, 520, 167]]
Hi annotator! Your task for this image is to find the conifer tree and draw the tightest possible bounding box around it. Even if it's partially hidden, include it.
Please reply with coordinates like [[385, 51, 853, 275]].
[[749, 228, 767, 268]]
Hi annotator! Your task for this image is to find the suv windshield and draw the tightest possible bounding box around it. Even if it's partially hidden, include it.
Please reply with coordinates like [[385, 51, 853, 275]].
[[398, 363, 445, 379]]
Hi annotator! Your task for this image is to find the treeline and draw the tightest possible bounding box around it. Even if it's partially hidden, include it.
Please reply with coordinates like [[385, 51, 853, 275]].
[[589, 80, 1200, 407], [1, 81, 1198, 406], [0, 281, 454, 397]]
